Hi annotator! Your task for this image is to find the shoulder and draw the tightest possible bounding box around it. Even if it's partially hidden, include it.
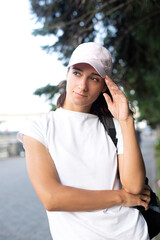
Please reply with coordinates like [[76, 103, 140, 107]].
[[100, 115, 121, 133], [26, 111, 55, 133], [17, 111, 56, 148]]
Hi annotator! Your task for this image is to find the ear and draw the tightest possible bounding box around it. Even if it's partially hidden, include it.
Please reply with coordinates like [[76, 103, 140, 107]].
[[102, 84, 107, 93]]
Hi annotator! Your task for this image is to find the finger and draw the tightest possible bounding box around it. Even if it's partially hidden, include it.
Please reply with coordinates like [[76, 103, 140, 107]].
[[138, 196, 149, 210], [105, 77, 119, 93], [105, 76, 121, 91], [140, 201, 149, 211], [105, 76, 117, 86], [141, 189, 151, 197], [105, 76, 126, 99], [144, 184, 150, 191], [141, 194, 151, 203], [135, 197, 149, 211], [103, 93, 113, 106]]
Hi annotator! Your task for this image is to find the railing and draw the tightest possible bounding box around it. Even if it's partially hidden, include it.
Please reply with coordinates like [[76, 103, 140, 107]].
[[0, 141, 8, 158], [0, 134, 24, 159]]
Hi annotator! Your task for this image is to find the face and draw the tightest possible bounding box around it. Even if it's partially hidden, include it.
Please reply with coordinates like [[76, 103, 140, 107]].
[[63, 63, 106, 112]]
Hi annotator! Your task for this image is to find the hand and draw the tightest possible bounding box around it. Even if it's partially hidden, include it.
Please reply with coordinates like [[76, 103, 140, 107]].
[[120, 185, 151, 211], [103, 76, 130, 122]]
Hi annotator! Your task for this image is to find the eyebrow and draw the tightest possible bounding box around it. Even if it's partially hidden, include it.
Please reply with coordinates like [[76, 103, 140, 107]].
[[71, 67, 83, 72], [71, 67, 101, 77]]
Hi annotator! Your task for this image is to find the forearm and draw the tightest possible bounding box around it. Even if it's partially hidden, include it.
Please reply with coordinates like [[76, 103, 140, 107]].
[[119, 116, 146, 194], [44, 184, 122, 211], [37, 181, 150, 212], [24, 137, 122, 213], [23, 135, 147, 212]]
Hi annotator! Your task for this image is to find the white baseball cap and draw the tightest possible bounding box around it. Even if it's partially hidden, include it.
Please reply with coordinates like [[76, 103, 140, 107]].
[[68, 42, 112, 78]]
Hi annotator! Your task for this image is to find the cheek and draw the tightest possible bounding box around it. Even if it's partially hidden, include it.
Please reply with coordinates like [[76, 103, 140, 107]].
[[94, 91, 102, 101], [92, 84, 104, 96], [66, 77, 76, 94], [90, 84, 104, 101]]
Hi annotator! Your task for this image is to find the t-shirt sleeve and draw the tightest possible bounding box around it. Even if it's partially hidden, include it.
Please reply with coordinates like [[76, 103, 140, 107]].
[[113, 118, 123, 155], [17, 115, 48, 149]]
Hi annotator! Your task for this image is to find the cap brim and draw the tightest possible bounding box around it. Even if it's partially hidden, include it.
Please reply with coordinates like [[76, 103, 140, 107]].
[[68, 59, 106, 78]]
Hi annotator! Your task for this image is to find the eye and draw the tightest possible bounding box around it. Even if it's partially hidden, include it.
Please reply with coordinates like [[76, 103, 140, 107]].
[[90, 76, 99, 82], [73, 71, 81, 76]]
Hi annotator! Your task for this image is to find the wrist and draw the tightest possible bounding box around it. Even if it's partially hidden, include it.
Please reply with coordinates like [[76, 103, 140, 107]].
[[115, 190, 125, 206], [118, 189, 126, 207], [119, 115, 134, 128], [104, 190, 124, 208]]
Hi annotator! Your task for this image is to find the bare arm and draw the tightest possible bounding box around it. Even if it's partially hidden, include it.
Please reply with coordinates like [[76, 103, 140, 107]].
[[103, 76, 146, 194], [118, 117, 146, 194], [23, 135, 149, 212]]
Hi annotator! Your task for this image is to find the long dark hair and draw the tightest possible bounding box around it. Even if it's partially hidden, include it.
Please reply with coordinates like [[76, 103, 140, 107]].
[[56, 80, 113, 117]]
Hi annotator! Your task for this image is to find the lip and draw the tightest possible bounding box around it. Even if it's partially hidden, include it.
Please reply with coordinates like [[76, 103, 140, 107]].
[[74, 91, 87, 97]]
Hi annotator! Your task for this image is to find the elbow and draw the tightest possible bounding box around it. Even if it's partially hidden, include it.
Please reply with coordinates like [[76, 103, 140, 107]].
[[133, 185, 144, 195], [43, 200, 55, 212], [42, 188, 64, 212], [43, 193, 60, 211], [44, 204, 56, 212], [43, 199, 58, 212], [121, 176, 145, 195], [124, 186, 143, 195], [122, 181, 145, 195], [38, 184, 64, 211]]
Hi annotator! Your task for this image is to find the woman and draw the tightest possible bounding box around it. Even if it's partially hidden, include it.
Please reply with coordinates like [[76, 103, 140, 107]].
[[18, 42, 150, 239]]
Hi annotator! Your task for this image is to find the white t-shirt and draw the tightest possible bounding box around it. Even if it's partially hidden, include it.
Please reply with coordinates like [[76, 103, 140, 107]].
[[17, 108, 149, 240]]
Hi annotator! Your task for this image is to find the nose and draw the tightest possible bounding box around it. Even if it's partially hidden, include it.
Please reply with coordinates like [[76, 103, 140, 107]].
[[78, 77, 88, 92]]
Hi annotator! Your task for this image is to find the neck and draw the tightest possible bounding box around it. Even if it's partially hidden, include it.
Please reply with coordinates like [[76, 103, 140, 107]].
[[62, 100, 91, 113]]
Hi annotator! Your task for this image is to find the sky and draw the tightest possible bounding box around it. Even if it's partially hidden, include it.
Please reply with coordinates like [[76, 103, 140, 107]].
[[0, 0, 66, 116]]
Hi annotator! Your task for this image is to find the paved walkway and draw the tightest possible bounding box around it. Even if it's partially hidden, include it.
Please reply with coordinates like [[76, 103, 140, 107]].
[[0, 133, 159, 240], [140, 133, 160, 240], [0, 157, 52, 240], [140, 133, 158, 193]]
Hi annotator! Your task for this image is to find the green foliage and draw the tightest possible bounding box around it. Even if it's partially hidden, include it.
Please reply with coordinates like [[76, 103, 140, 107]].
[[155, 139, 160, 153], [34, 84, 59, 110], [30, 0, 160, 126], [34, 84, 58, 100]]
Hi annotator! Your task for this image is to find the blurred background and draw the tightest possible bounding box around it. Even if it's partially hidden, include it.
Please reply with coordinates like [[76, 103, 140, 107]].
[[0, 0, 160, 239]]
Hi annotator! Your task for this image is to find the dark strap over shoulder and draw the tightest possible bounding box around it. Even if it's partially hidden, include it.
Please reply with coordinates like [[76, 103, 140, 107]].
[[99, 116, 160, 239], [99, 115, 118, 148]]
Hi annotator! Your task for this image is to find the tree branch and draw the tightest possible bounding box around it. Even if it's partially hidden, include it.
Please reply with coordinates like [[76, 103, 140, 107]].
[[45, 0, 120, 31], [114, 9, 160, 51], [74, 0, 134, 39]]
